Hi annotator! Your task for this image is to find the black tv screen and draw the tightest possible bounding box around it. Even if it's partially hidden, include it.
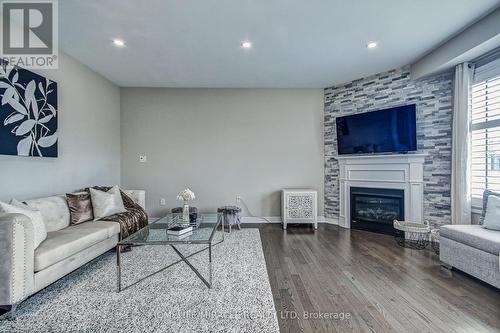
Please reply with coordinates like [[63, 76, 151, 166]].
[[336, 105, 417, 155]]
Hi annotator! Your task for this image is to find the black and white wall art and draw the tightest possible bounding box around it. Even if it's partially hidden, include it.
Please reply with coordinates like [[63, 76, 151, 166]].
[[0, 61, 58, 157]]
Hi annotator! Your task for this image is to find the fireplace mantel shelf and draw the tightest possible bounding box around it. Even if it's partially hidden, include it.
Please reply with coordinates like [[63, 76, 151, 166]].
[[334, 153, 427, 160], [336, 152, 426, 229]]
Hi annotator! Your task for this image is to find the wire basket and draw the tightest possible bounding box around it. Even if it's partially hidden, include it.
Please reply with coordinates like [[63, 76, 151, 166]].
[[393, 220, 430, 250], [430, 228, 440, 254]]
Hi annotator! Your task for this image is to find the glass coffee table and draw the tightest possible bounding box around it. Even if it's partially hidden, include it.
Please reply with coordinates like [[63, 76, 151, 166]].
[[116, 213, 224, 292]]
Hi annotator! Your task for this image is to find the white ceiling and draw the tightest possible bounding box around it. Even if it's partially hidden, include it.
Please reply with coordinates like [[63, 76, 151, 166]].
[[59, 0, 500, 88]]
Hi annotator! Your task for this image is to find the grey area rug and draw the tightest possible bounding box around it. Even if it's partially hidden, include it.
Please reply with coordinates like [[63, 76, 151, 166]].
[[0, 229, 279, 333]]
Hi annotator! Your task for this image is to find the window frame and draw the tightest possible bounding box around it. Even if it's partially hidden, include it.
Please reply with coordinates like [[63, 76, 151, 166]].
[[470, 66, 500, 209]]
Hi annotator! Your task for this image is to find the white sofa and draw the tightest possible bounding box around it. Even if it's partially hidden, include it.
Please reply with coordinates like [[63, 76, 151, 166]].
[[0, 190, 145, 315]]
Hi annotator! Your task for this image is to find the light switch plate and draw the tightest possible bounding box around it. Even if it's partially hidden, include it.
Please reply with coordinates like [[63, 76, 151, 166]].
[[139, 155, 147, 163], [159, 198, 166, 206]]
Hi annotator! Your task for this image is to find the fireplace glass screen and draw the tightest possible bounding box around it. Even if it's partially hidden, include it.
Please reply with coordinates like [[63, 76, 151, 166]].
[[350, 187, 404, 235]]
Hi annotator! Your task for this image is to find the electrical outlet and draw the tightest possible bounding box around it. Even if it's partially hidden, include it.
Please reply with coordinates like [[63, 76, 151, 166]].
[[236, 195, 241, 203], [139, 155, 147, 163], [159, 198, 166, 206]]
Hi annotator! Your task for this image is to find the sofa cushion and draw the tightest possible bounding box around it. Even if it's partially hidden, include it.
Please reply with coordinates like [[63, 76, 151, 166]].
[[480, 189, 500, 225], [66, 192, 94, 225], [90, 186, 126, 221], [25, 195, 70, 232], [440, 225, 500, 255], [34, 221, 120, 272], [93, 221, 121, 238], [0, 200, 47, 249], [482, 194, 500, 231]]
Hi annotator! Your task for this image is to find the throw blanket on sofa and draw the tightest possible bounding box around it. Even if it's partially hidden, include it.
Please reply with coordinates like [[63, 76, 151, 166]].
[[90, 186, 148, 240]]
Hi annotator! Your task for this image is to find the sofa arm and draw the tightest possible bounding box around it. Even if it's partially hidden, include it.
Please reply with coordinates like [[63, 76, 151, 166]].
[[0, 213, 35, 306], [123, 190, 146, 210]]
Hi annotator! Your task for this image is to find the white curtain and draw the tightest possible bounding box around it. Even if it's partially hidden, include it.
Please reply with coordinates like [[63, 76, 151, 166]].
[[451, 63, 474, 225]]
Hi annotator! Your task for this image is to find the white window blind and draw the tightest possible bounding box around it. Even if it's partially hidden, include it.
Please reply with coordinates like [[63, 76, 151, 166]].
[[471, 58, 500, 199]]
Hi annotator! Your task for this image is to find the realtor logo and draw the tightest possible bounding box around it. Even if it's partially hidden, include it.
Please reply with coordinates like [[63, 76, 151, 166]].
[[1, 0, 58, 68]]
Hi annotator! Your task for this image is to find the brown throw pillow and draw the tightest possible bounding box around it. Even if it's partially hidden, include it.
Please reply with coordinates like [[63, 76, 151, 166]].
[[66, 192, 94, 224]]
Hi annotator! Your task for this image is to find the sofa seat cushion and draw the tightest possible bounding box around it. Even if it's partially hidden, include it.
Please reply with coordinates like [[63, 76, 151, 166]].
[[34, 221, 120, 272], [25, 195, 71, 232], [440, 225, 500, 255]]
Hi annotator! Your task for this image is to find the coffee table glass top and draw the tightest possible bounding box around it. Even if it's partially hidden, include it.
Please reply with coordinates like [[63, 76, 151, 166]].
[[118, 213, 222, 245]]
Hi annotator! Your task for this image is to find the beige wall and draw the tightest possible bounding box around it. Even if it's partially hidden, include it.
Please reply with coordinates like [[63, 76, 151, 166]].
[[120, 88, 324, 218], [0, 52, 121, 201]]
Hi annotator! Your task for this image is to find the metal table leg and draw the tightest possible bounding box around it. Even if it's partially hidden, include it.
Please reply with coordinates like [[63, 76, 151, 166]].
[[116, 245, 122, 292], [171, 245, 212, 288], [115, 215, 224, 292], [209, 243, 212, 287]]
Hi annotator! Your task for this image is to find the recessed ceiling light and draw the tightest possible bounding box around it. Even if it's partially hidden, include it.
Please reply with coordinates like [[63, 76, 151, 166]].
[[366, 41, 378, 49], [241, 41, 252, 49], [112, 39, 126, 47]]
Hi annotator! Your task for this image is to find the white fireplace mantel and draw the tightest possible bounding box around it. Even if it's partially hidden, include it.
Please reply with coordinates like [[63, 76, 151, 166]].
[[335, 153, 427, 229]]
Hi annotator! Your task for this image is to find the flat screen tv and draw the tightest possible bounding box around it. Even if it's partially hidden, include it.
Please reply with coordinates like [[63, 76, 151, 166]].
[[336, 104, 417, 155]]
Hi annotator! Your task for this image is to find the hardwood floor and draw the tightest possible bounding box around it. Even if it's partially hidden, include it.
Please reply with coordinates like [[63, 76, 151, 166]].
[[249, 223, 500, 333]]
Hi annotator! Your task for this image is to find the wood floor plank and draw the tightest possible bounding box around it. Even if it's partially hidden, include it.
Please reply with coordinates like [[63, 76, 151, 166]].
[[250, 223, 500, 333]]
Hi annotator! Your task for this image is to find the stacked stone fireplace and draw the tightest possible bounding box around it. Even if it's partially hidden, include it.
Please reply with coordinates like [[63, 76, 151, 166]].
[[324, 67, 454, 228]]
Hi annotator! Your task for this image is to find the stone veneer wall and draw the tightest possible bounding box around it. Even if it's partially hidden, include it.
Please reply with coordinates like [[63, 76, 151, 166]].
[[324, 66, 454, 227]]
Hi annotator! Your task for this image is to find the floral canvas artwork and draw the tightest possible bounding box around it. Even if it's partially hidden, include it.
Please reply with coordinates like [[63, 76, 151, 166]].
[[0, 61, 58, 157]]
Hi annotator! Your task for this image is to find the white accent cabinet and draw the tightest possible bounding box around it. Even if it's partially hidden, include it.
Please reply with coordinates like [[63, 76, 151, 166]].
[[281, 189, 317, 230]]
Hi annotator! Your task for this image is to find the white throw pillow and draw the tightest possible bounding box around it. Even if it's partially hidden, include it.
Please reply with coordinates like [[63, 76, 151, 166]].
[[0, 199, 47, 249], [483, 194, 500, 231], [89, 186, 127, 221]]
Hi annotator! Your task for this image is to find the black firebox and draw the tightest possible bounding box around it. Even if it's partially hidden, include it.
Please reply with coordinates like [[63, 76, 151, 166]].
[[350, 187, 404, 235]]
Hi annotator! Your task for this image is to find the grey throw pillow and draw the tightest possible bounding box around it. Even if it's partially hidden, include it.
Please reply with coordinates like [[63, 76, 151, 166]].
[[66, 192, 94, 224]]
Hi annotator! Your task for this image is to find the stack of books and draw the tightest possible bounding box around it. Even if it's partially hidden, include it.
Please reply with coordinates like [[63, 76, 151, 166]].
[[167, 225, 193, 238]]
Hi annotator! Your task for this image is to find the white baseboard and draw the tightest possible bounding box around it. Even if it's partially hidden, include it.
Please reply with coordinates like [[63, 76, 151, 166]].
[[149, 216, 281, 224], [322, 217, 339, 225], [149, 216, 339, 225], [241, 216, 338, 225], [241, 216, 282, 224]]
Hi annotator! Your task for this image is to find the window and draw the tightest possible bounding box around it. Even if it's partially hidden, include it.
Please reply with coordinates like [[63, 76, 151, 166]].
[[491, 155, 500, 171], [471, 72, 500, 199]]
